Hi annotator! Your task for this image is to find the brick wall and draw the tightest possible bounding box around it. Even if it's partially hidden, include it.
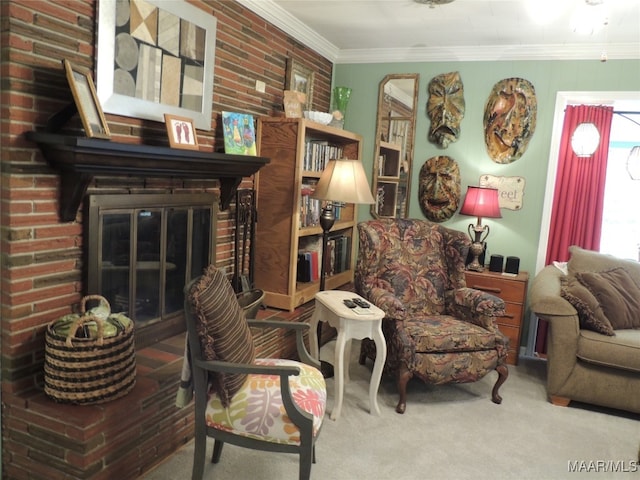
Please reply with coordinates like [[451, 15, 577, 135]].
[[0, 0, 332, 478]]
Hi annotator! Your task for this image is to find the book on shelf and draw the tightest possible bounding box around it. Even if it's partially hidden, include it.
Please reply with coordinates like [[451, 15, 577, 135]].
[[297, 237, 322, 282], [304, 140, 343, 171], [300, 180, 320, 227], [297, 232, 351, 283]]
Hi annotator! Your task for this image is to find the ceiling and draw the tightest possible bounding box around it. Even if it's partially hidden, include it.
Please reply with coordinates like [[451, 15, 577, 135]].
[[237, 0, 640, 63]]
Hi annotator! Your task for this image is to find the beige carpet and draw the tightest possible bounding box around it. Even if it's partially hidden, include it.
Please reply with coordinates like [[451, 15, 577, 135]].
[[141, 341, 640, 480]]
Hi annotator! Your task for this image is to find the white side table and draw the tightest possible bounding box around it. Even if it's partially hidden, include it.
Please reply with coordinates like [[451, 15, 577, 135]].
[[309, 290, 386, 420]]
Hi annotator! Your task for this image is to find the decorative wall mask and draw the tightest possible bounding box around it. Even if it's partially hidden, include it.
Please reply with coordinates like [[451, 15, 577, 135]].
[[418, 156, 461, 222], [483, 78, 537, 164], [427, 72, 465, 148]]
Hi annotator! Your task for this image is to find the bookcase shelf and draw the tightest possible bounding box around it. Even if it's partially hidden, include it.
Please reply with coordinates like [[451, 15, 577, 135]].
[[373, 141, 403, 218], [254, 118, 363, 311]]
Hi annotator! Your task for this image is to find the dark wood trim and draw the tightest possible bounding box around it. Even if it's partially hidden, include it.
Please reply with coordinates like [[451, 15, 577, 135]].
[[26, 131, 269, 221]]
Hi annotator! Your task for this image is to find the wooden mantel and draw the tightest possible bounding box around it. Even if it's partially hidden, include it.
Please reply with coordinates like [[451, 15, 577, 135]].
[[26, 131, 270, 221]]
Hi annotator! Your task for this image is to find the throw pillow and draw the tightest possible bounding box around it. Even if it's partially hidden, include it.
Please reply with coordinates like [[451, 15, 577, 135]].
[[576, 267, 640, 331], [560, 276, 615, 336], [188, 265, 256, 407], [568, 245, 640, 286]]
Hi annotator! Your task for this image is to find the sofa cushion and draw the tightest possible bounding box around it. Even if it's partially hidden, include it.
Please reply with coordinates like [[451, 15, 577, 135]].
[[189, 265, 256, 407], [576, 267, 640, 330], [406, 315, 498, 352], [560, 276, 615, 336], [577, 329, 640, 373]]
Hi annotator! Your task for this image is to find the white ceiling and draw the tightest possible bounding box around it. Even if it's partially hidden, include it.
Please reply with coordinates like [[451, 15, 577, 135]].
[[238, 0, 640, 63]]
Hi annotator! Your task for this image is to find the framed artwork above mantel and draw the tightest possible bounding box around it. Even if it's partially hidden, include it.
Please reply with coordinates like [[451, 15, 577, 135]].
[[96, 0, 217, 131]]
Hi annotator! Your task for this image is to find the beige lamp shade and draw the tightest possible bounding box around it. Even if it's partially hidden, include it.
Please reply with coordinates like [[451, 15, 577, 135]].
[[311, 158, 376, 204]]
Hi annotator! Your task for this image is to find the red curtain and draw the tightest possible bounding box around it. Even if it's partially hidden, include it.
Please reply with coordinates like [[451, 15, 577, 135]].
[[536, 104, 614, 355]]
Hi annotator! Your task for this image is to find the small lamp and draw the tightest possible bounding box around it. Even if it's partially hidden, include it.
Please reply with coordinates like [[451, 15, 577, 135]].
[[571, 122, 600, 157], [459, 186, 501, 272], [311, 158, 375, 377]]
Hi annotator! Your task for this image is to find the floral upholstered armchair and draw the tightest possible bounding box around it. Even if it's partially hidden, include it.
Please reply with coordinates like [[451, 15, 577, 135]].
[[355, 218, 509, 414]]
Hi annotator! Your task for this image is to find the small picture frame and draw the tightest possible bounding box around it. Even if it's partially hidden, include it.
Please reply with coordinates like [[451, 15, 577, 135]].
[[285, 59, 314, 109], [164, 114, 199, 150], [221, 112, 257, 156], [63, 59, 111, 139]]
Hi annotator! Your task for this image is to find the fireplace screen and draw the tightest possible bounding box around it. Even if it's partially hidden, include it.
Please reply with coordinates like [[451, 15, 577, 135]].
[[85, 194, 217, 348]]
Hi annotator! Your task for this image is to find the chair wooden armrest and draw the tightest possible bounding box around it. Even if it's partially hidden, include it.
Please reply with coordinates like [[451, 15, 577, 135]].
[[247, 319, 319, 368]]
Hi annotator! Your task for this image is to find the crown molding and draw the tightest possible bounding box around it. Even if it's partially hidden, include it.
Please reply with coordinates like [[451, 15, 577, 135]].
[[236, 0, 339, 61], [334, 43, 640, 64], [238, 0, 639, 64]]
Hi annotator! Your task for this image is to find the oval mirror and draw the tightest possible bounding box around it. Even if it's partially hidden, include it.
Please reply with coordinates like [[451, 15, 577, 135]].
[[371, 73, 419, 218]]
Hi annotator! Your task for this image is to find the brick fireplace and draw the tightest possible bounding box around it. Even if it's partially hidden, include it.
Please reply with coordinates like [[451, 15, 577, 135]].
[[1, 1, 334, 477], [0, 133, 270, 479]]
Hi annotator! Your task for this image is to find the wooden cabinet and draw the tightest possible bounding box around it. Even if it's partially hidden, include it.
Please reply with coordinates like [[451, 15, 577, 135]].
[[254, 117, 363, 311], [464, 270, 529, 365]]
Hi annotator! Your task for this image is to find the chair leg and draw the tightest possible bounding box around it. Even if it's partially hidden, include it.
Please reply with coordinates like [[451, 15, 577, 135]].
[[491, 364, 508, 404], [191, 426, 206, 480], [211, 440, 224, 463], [299, 441, 313, 480], [396, 366, 412, 414]]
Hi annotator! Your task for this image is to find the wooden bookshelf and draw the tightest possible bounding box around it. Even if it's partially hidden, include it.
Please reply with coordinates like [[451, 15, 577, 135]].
[[254, 118, 363, 311]]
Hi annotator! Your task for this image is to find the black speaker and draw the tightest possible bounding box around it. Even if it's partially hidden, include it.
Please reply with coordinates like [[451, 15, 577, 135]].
[[505, 256, 520, 274], [489, 255, 504, 272]]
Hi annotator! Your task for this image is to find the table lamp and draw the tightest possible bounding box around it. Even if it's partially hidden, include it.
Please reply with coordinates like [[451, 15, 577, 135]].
[[311, 158, 375, 377], [459, 186, 501, 272]]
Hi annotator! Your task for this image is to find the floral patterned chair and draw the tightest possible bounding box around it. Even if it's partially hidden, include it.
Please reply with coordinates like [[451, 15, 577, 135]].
[[355, 218, 509, 414], [183, 265, 326, 480]]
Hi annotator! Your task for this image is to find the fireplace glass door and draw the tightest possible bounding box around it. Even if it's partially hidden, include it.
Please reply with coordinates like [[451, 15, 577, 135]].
[[86, 194, 217, 348]]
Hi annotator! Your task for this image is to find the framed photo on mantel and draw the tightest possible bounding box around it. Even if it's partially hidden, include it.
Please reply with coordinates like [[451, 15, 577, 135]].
[[96, 0, 217, 131], [164, 114, 199, 150], [63, 59, 111, 139]]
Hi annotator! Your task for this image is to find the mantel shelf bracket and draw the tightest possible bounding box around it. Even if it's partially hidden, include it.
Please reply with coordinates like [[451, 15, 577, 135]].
[[26, 131, 269, 222]]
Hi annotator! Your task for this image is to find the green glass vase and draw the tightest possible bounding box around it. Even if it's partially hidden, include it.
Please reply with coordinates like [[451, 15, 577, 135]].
[[333, 87, 352, 128]]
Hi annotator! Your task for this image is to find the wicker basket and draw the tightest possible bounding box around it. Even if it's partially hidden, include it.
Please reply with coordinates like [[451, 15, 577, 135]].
[[44, 295, 136, 405]]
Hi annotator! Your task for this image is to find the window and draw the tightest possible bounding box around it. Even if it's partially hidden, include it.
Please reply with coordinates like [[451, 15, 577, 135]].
[[599, 112, 640, 261]]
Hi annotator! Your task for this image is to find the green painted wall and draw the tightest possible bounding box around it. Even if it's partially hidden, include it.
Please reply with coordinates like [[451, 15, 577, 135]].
[[334, 59, 639, 346]]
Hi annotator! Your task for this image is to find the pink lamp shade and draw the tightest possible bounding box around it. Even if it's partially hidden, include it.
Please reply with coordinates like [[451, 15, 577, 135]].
[[459, 186, 501, 219]]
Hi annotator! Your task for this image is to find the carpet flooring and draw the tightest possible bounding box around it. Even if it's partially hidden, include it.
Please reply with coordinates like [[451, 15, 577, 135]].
[[141, 341, 640, 480]]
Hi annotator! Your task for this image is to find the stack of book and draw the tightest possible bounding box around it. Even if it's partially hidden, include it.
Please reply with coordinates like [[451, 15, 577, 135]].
[[304, 140, 343, 171], [297, 234, 351, 282], [300, 180, 320, 227]]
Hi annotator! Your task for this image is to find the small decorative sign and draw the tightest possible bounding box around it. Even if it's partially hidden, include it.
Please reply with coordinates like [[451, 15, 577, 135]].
[[479, 174, 525, 210]]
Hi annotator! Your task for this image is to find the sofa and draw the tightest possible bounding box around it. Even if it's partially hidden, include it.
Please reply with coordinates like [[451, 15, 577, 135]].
[[529, 245, 640, 414]]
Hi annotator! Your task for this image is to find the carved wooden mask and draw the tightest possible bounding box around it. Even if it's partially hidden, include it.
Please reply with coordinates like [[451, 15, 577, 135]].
[[418, 155, 461, 222], [483, 77, 537, 164], [427, 72, 465, 148]]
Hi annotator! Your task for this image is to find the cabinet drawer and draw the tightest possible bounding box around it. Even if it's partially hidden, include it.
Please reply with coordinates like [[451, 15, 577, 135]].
[[498, 303, 523, 327], [497, 324, 520, 350], [466, 274, 525, 303]]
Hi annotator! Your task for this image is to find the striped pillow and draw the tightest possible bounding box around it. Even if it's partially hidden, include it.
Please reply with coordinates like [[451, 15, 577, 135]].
[[189, 265, 256, 407]]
